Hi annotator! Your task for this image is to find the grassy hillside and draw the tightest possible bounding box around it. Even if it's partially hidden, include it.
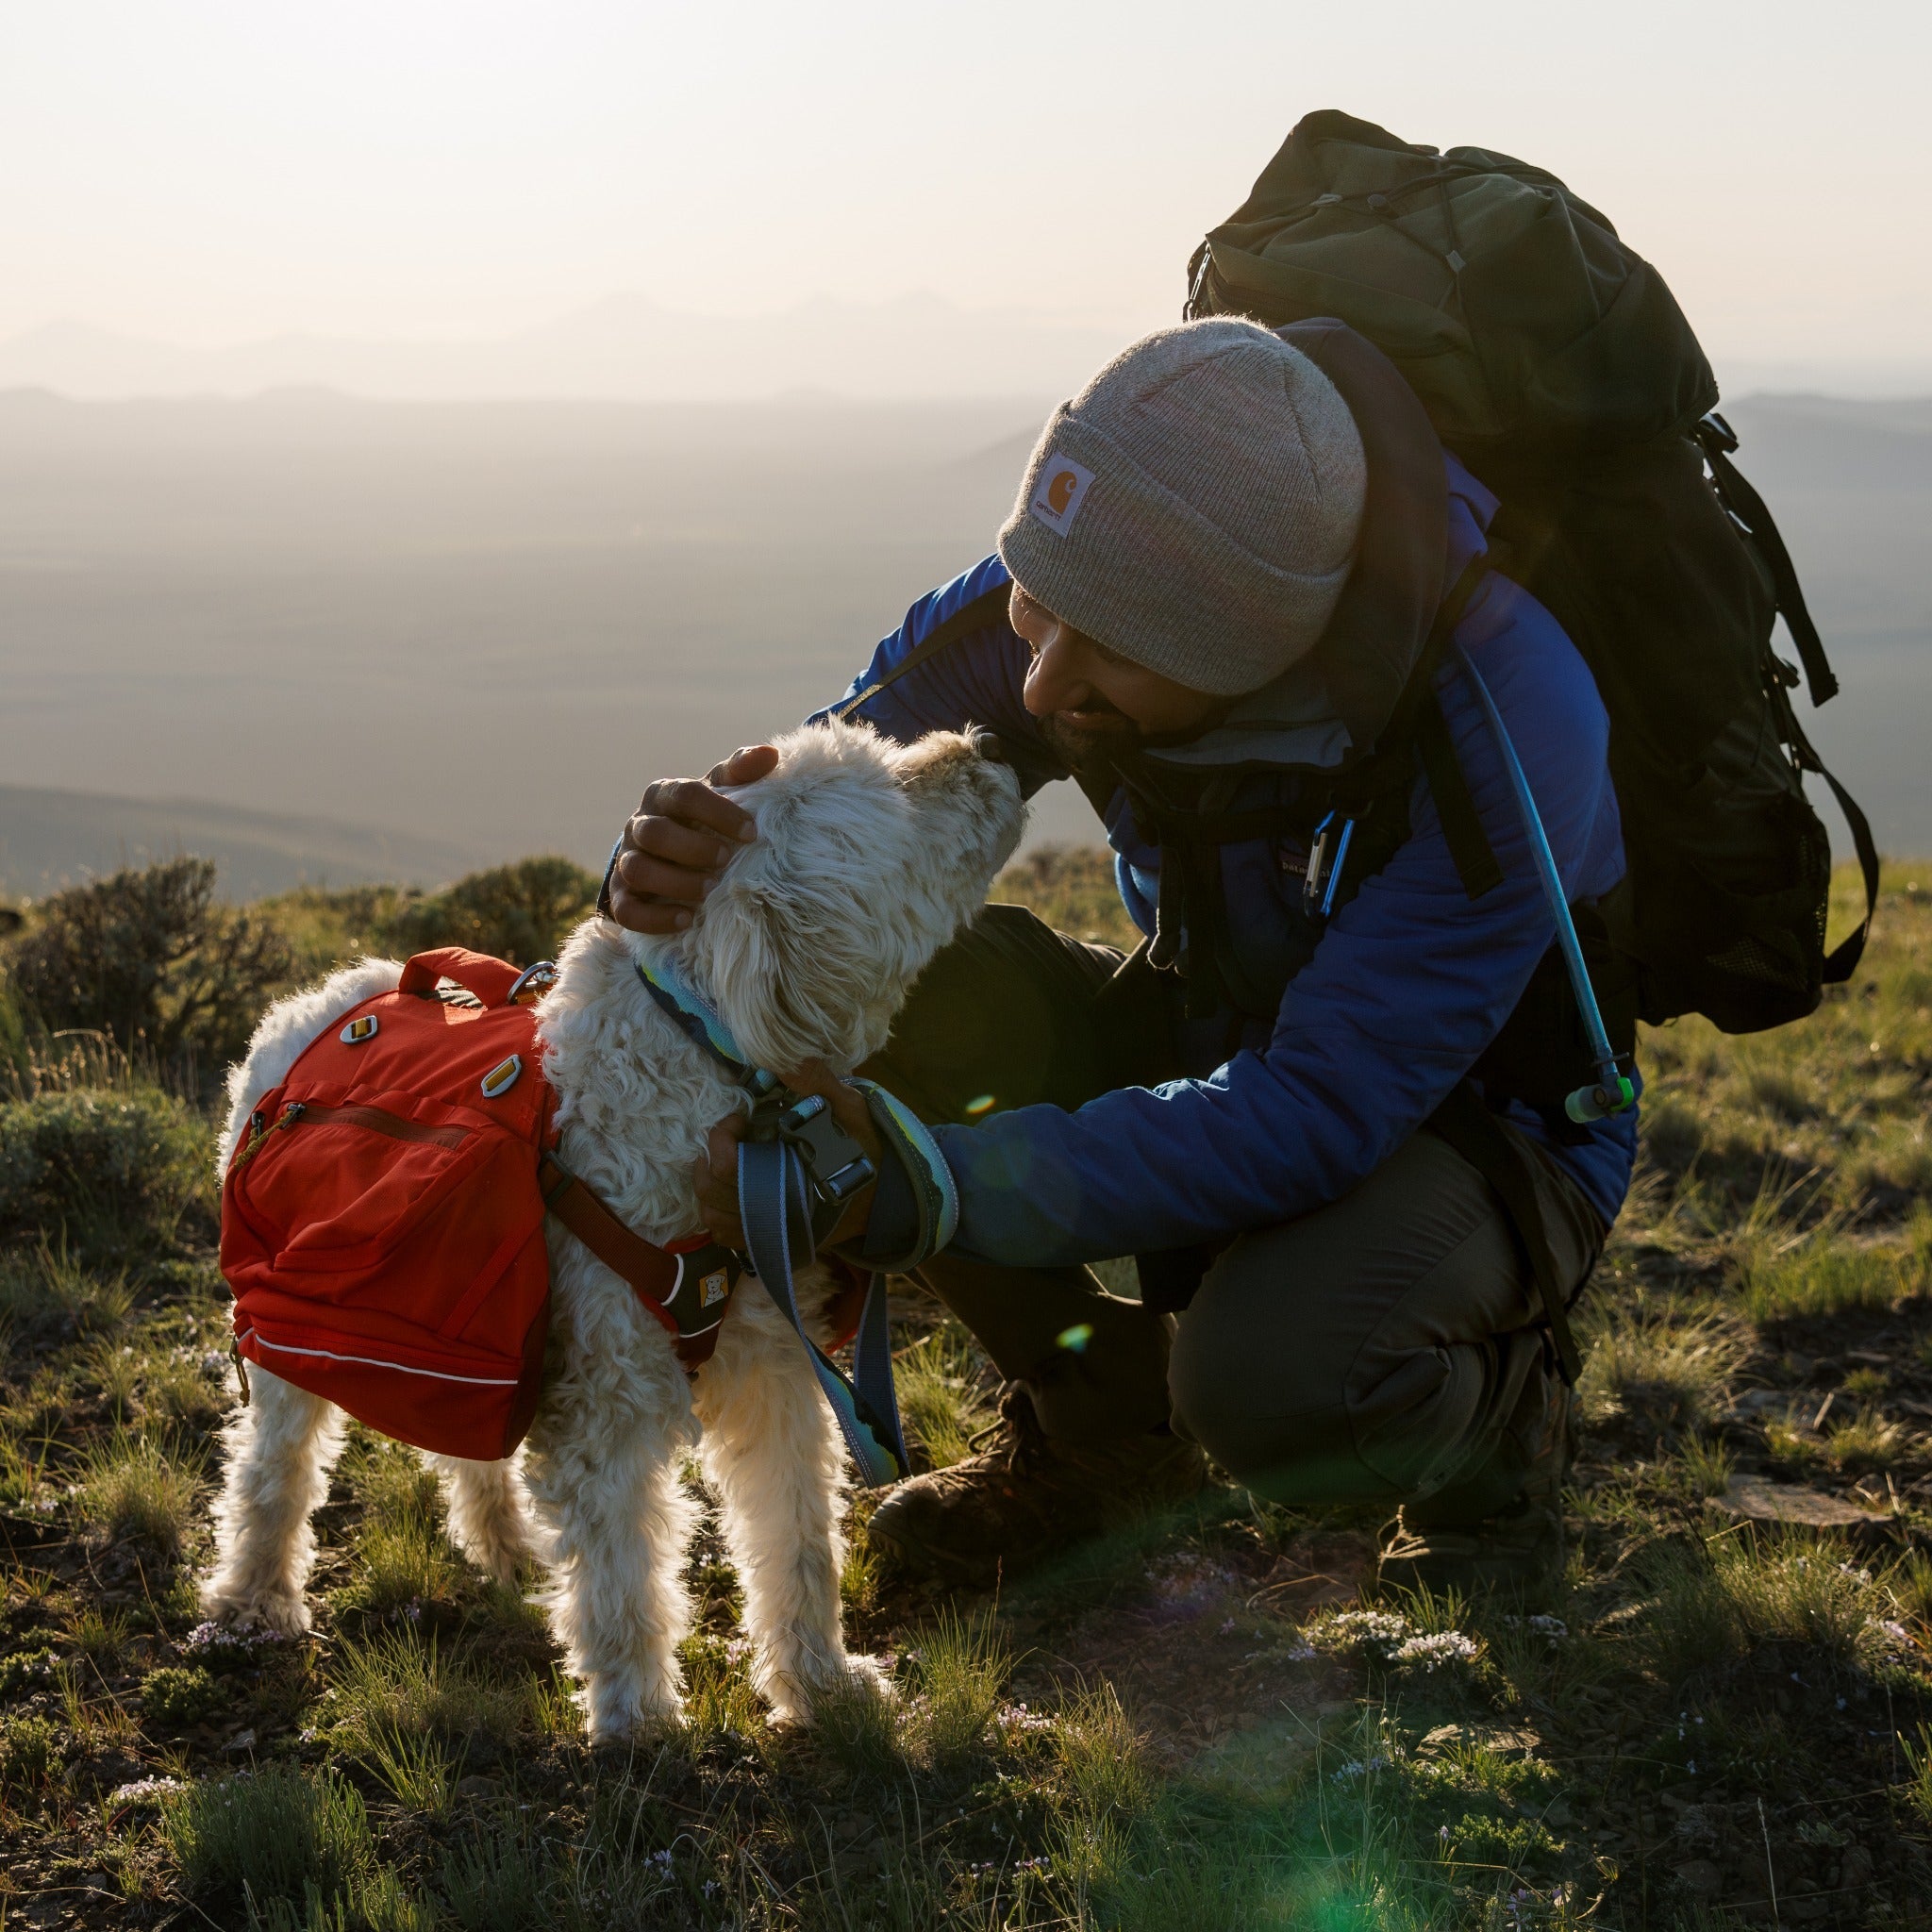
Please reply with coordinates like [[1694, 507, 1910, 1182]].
[[1, 855, 1929, 1928]]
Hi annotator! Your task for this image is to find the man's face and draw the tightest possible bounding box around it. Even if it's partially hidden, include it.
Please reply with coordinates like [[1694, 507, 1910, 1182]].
[[1008, 583, 1227, 774]]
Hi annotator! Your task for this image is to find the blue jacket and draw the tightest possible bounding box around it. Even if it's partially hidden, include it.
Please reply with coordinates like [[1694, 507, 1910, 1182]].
[[817, 454, 1636, 1270]]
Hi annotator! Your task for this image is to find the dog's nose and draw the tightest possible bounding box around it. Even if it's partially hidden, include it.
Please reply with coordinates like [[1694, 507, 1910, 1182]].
[[966, 727, 1012, 766]]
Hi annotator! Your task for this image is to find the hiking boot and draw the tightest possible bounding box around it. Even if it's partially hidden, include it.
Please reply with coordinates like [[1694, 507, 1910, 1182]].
[[866, 1384, 1208, 1588], [1374, 1491, 1566, 1601], [1375, 1369, 1573, 1603]]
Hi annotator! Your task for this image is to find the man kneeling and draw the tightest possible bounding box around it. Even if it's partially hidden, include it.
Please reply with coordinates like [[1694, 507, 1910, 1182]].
[[608, 318, 1633, 1600]]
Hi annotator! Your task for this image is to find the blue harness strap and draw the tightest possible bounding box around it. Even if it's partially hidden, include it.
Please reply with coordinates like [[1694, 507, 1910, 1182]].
[[635, 947, 941, 1487]]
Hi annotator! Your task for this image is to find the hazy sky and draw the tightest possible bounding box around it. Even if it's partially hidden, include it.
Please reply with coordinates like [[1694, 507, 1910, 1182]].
[[5, 0, 1930, 382]]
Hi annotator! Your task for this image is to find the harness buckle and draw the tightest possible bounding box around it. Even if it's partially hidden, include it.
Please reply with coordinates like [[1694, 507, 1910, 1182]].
[[774, 1091, 876, 1241]]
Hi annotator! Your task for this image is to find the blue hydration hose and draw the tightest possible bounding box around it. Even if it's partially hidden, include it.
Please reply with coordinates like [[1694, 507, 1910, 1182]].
[[1453, 645, 1636, 1125]]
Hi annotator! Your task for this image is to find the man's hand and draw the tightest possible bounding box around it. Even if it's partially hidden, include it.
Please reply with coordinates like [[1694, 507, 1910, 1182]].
[[693, 1061, 882, 1252], [608, 744, 780, 935]]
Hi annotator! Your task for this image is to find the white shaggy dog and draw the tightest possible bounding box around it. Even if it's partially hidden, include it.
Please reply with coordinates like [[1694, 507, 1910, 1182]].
[[199, 721, 1024, 1739]]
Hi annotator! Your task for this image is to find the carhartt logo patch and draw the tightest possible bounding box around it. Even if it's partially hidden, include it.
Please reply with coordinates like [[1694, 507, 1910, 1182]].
[[1029, 455, 1094, 538]]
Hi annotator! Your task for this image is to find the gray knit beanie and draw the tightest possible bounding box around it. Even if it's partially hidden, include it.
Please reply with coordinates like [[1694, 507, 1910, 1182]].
[[997, 319, 1368, 697]]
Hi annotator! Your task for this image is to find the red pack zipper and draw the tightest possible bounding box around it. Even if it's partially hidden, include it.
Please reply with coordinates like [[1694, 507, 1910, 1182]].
[[233, 1099, 469, 1170]]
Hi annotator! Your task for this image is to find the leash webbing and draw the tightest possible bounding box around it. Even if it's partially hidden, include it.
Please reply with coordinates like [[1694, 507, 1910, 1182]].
[[635, 948, 943, 1485], [737, 1138, 909, 1485]]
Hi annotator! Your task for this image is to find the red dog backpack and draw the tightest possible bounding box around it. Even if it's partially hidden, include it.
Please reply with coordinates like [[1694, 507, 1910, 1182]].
[[221, 949, 561, 1461], [220, 945, 868, 1464]]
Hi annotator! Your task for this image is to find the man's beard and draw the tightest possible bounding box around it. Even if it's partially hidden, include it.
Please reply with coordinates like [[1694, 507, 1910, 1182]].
[[1036, 710, 1145, 779]]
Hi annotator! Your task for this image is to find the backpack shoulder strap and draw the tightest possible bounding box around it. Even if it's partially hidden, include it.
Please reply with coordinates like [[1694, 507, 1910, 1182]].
[[1415, 691, 1505, 900], [1403, 555, 1504, 901]]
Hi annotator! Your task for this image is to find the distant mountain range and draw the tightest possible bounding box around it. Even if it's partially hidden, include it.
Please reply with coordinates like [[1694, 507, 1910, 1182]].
[[0, 787, 491, 903], [0, 293, 1130, 404]]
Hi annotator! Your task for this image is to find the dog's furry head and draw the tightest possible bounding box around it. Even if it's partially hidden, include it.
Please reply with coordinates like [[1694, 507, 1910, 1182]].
[[631, 721, 1024, 1073]]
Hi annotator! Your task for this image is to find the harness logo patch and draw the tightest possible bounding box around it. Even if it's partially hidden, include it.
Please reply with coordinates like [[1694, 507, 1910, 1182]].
[[1029, 454, 1094, 538], [340, 1014, 379, 1045], [700, 1269, 730, 1308], [479, 1055, 523, 1100]]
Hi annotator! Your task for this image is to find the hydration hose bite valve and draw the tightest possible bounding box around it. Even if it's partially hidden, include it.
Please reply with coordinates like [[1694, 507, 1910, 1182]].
[[1565, 1063, 1638, 1125]]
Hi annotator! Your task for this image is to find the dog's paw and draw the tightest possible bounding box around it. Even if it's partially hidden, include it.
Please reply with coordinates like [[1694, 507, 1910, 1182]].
[[768, 1652, 896, 1730], [198, 1580, 312, 1637], [833, 1652, 895, 1701], [580, 1672, 682, 1746]]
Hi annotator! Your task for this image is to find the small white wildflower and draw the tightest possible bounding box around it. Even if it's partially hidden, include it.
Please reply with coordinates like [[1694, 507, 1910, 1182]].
[[1391, 1630, 1478, 1672], [1284, 1640, 1318, 1663], [108, 1775, 187, 1806], [1318, 1608, 1409, 1655], [183, 1621, 286, 1655], [996, 1702, 1053, 1735]]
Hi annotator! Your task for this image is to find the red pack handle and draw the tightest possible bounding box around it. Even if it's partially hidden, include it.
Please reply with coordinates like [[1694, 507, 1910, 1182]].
[[397, 949, 524, 1008]]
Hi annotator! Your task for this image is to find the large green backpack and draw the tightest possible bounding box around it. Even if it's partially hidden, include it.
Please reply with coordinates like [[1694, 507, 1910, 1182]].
[[1185, 109, 1877, 1033]]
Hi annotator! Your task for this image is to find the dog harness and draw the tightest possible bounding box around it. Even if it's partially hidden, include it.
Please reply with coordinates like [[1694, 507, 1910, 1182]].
[[634, 950, 958, 1485]]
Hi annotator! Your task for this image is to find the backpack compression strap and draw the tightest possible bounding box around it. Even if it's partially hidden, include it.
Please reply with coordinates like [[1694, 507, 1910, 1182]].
[[539, 1156, 741, 1374]]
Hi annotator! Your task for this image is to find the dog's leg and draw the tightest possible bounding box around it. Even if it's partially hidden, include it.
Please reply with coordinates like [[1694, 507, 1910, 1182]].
[[425, 1453, 543, 1584], [522, 1350, 695, 1743], [200, 1367, 347, 1634], [693, 1291, 883, 1725]]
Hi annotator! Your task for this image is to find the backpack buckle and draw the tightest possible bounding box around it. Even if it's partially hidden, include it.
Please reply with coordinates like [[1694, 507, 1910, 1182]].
[[506, 960, 559, 1007]]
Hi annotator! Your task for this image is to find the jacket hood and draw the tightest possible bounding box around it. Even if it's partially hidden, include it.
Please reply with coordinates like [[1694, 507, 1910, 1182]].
[[1141, 318, 1454, 775]]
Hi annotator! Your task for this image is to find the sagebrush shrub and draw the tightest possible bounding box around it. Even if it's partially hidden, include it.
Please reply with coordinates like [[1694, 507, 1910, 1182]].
[[0, 1087, 212, 1262], [378, 856, 598, 967], [5, 858, 292, 1075]]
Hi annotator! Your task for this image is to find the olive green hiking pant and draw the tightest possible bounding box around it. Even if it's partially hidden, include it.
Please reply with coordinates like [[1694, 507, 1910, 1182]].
[[858, 905, 1606, 1513]]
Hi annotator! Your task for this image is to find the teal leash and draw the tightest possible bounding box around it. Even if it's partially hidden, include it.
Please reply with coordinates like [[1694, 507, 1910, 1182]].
[[737, 1137, 909, 1485], [636, 950, 953, 1485]]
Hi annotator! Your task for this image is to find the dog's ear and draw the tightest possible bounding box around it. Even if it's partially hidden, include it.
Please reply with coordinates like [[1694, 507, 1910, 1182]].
[[691, 869, 900, 1075]]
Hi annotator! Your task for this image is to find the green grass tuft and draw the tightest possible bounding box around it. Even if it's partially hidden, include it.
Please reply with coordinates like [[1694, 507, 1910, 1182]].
[[325, 1630, 537, 1757], [1637, 1529, 1892, 1684], [1740, 1238, 1917, 1322], [1577, 1296, 1748, 1430], [161, 1764, 374, 1912], [905, 1606, 1012, 1770], [76, 1428, 200, 1555], [0, 1713, 58, 1797], [893, 1321, 994, 1471]]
